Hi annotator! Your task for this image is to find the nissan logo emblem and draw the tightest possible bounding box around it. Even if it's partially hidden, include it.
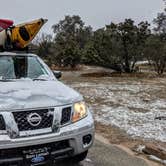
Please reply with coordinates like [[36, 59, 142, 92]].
[[27, 113, 42, 127]]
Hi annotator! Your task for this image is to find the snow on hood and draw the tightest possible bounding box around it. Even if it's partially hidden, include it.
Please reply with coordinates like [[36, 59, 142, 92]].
[[0, 80, 82, 111]]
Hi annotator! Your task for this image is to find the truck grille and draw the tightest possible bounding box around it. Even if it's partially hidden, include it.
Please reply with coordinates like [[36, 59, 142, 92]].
[[61, 107, 72, 125], [12, 106, 72, 132], [13, 109, 54, 131]]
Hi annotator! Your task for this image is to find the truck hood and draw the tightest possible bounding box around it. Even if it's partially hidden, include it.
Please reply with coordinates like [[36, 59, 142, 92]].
[[0, 80, 82, 111]]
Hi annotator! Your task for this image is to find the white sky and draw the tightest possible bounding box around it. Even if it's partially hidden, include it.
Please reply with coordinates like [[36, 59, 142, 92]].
[[0, 0, 164, 34]]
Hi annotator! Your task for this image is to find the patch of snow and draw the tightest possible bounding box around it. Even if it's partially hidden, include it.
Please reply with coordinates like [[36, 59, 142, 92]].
[[136, 145, 145, 153], [85, 158, 92, 163], [70, 80, 166, 142], [151, 100, 166, 109], [149, 155, 166, 165], [95, 105, 166, 142], [136, 61, 149, 65]]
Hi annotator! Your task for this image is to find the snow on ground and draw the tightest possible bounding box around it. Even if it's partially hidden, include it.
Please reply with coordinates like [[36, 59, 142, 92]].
[[67, 78, 166, 142], [96, 105, 166, 142]]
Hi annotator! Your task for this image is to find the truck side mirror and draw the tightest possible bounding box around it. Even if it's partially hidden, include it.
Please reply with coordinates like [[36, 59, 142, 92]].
[[52, 71, 62, 79]]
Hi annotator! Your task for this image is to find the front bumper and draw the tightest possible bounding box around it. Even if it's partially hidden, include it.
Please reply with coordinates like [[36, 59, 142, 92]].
[[0, 112, 94, 165]]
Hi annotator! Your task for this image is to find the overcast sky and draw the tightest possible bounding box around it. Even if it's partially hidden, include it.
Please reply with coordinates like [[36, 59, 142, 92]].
[[0, 0, 165, 33]]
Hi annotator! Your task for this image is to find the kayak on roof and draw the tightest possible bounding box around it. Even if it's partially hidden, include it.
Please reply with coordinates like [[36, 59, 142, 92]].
[[0, 18, 47, 51]]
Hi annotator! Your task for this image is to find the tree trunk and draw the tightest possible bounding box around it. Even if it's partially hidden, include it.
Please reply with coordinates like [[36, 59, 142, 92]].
[[123, 38, 131, 73]]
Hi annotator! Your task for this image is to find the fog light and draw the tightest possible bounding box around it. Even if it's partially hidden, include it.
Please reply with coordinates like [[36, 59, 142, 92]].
[[83, 134, 92, 145]]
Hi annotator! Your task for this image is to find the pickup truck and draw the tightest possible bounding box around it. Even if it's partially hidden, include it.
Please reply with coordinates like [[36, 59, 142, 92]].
[[0, 52, 94, 165]]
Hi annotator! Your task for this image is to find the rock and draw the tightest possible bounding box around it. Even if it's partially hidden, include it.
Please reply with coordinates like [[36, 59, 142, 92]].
[[143, 98, 151, 102], [135, 145, 145, 154], [155, 116, 166, 120], [143, 144, 166, 160], [148, 155, 166, 165]]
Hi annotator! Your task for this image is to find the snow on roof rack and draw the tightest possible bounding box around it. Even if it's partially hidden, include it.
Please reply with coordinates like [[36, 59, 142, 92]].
[[0, 52, 17, 55], [0, 51, 37, 57]]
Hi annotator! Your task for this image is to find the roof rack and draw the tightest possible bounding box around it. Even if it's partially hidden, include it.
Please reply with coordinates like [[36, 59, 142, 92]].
[[0, 45, 38, 54]]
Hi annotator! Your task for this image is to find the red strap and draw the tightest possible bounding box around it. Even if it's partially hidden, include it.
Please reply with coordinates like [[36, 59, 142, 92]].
[[0, 19, 14, 31]]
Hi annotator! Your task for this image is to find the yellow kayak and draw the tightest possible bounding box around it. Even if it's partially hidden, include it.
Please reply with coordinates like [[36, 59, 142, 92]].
[[10, 18, 47, 48]]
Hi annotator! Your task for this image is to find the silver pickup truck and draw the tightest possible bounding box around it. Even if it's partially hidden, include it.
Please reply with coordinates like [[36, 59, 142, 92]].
[[0, 52, 94, 165]]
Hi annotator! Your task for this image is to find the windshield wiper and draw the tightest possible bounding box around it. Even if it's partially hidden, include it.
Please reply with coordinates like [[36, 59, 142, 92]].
[[0, 76, 15, 82], [33, 78, 47, 81], [33, 75, 50, 81], [0, 79, 14, 82]]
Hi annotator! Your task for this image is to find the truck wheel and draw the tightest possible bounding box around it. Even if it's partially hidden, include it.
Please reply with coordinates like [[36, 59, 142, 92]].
[[70, 150, 88, 163]]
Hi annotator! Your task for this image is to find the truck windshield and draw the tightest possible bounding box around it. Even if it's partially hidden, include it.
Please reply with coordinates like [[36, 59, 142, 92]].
[[0, 56, 49, 80]]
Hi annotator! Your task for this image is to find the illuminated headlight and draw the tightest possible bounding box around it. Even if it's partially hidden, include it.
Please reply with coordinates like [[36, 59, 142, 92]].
[[72, 101, 88, 123]]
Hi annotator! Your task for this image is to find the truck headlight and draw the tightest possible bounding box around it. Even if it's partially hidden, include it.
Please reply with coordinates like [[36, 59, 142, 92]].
[[72, 101, 88, 122]]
